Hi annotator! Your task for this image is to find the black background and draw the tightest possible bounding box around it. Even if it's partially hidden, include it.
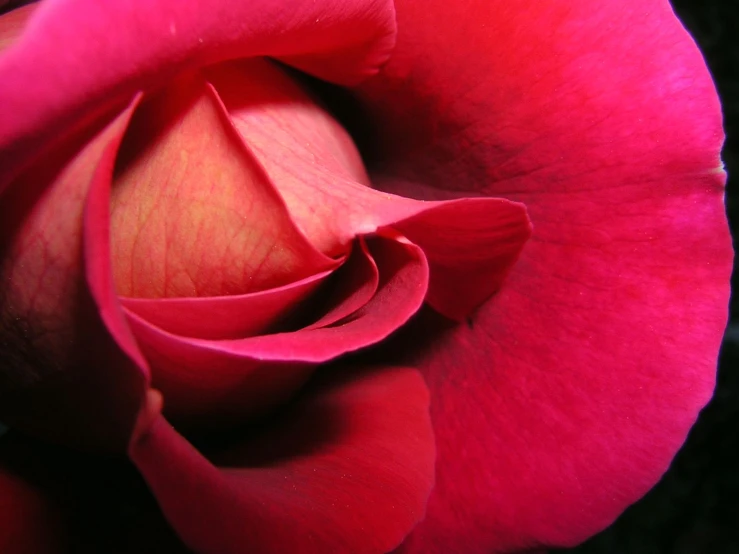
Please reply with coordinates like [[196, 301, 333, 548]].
[[560, 1, 739, 552]]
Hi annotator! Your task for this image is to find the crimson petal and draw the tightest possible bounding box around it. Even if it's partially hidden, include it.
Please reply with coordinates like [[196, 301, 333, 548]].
[[128, 365, 435, 554]]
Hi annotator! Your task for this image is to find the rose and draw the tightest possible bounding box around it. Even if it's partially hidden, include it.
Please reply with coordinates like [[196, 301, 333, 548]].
[[0, 1, 731, 554]]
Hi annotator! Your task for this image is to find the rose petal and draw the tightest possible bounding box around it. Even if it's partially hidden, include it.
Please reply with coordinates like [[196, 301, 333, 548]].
[[212, 59, 532, 317], [206, 58, 374, 191], [121, 269, 333, 341], [392, 199, 532, 320], [354, 0, 732, 552], [304, 238, 379, 330], [0, 101, 147, 451], [128, 364, 435, 554], [0, 2, 35, 52], [110, 75, 335, 299], [123, 235, 428, 424], [0, 0, 396, 184]]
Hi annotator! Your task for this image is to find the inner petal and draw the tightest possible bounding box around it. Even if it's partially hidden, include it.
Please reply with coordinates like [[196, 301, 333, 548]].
[[110, 74, 333, 299]]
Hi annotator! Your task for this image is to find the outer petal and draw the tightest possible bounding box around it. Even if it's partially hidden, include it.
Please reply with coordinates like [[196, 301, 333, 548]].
[[0, 0, 396, 183], [356, 0, 732, 552], [0, 102, 148, 451], [129, 365, 436, 554]]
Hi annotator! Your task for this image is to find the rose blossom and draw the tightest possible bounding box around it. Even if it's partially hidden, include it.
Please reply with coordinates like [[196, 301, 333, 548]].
[[0, 1, 732, 554]]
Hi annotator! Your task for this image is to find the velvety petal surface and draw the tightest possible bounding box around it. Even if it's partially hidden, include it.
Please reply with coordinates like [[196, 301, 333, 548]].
[[129, 364, 436, 554], [123, 236, 428, 424], [213, 59, 532, 317], [354, 0, 732, 552], [0, 102, 148, 451], [0, 0, 397, 182]]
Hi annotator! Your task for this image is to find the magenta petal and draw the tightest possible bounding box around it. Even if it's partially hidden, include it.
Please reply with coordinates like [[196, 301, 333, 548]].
[[123, 236, 428, 422], [128, 365, 435, 554], [0, 0, 396, 183], [355, 0, 732, 552]]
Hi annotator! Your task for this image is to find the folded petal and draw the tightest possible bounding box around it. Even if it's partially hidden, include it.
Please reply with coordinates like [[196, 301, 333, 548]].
[[355, 0, 733, 551], [392, 199, 532, 320], [121, 269, 332, 340], [0, 101, 147, 451], [129, 364, 436, 554], [213, 59, 532, 317], [304, 238, 379, 330], [124, 236, 428, 424], [0, 0, 396, 183]]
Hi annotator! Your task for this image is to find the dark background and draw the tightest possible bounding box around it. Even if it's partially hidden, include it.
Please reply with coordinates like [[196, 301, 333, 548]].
[[560, 1, 739, 552]]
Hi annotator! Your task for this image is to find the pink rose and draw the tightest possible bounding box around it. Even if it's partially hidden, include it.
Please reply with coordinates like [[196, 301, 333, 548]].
[[0, 1, 731, 554]]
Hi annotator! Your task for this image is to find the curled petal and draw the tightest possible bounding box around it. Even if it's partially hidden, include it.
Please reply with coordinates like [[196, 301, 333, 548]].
[[121, 269, 333, 340], [213, 59, 532, 317], [304, 238, 379, 330], [124, 236, 428, 424], [128, 365, 436, 554], [0, 431, 191, 553], [0, 100, 147, 451], [109, 76, 335, 299], [393, 198, 532, 320]]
